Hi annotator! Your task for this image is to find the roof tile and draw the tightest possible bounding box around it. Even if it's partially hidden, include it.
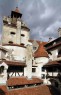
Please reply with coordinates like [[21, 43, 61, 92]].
[[7, 77, 43, 86], [34, 43, 49, 58]]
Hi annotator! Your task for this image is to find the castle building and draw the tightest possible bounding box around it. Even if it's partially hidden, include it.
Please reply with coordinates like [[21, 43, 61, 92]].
[[0, 7, 60, 95]]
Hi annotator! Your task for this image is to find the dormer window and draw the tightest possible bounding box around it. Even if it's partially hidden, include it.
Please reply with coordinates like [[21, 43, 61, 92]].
[[0, 66, 4, 74]]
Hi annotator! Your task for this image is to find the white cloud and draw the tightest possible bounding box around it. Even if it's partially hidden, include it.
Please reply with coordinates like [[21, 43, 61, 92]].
[[40, 7, 54, 19]]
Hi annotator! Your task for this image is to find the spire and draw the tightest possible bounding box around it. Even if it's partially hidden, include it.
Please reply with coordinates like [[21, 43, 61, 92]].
[[15, 7, 20, 13], [11, 7, 22, 19]]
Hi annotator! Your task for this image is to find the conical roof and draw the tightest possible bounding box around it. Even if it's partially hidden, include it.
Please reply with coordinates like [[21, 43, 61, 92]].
[[34, 43, 49, 58]]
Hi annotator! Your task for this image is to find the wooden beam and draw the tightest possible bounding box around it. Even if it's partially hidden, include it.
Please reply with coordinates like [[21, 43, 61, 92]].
[[11, 72, 14, 77], [18, 72, 20, 76]]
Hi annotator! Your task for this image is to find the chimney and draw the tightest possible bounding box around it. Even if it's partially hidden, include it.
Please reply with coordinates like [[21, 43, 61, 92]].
[[58, 28, 61, 37]]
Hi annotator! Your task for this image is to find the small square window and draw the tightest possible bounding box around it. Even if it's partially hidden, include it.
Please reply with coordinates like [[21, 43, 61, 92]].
[[21, 34, 25, 37], [32, 68, 36, 72], [42, 68, 45, 72], [41, 74, 45, 79], [33, 47, 36, 50]]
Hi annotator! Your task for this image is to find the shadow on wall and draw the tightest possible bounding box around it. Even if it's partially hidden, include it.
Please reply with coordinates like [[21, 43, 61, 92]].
[[0, 89, 5, 95], [48, 85, 60, 95]]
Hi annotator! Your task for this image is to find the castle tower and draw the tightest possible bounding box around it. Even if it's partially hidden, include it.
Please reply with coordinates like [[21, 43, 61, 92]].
[[2, 7, 22, 45], [58, 28, 61, 37], [21, 21, 30, 46]]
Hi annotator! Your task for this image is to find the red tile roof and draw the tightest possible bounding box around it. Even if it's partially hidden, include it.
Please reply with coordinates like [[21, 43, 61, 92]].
[[44, 61, 61, 67], [0, 60, 26, 66], [34, 43, 49, 58], [29, 40, 48, 58], [7, 77, 43, 86], [0, 85, 59, 95], [0, 85, 7, 95]]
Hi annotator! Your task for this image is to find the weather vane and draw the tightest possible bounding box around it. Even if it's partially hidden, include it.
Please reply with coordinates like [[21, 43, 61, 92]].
[[16, 0, 19, 7]]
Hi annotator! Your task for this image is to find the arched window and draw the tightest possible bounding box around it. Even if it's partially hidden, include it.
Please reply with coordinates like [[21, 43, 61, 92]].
[[0, 66, 4, 74]]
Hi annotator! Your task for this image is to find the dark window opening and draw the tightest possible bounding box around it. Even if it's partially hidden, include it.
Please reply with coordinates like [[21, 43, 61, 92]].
[[58, 49, 61, 57], [8, 41, 13, 44], [33, 47, 37, 50], [21, 34, 25, 37], [55, 82, 58, 88], [10, 32, 15, 35], [0, 66, 4, 74], [42, 67, 45, 72], [7, 66, 24, 72], [21, 43, 24, 45], [41, 74, 45, 79], [47, 68, 57, 72], [32, 68, 36, 72]]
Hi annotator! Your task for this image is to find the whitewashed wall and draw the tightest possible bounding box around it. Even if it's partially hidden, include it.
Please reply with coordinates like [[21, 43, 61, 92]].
[[3, 45, 27, 62], [0, 62, 8, 85], [21, 29, 29, 46]]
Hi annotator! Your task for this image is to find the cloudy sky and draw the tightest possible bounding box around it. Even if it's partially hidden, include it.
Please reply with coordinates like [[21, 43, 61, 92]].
[[0, 0, 61, 42]]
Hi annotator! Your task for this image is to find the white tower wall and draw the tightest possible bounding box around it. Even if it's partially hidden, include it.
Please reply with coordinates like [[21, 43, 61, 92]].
[[2, 17, 21, 45], [3, 45, 27, 62], [21, 29, 29, 46], [0, 62, 8, 85]]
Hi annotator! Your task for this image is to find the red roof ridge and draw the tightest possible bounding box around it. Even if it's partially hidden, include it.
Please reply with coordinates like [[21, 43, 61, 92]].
[[44, 60, 61, 67], [0, 85, 59, 95], [0, 60, 26, 66]]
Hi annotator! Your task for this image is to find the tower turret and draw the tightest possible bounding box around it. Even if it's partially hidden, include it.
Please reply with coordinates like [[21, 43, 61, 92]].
[[2, 7, 22, 45], [21, 21, 30, 46]]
